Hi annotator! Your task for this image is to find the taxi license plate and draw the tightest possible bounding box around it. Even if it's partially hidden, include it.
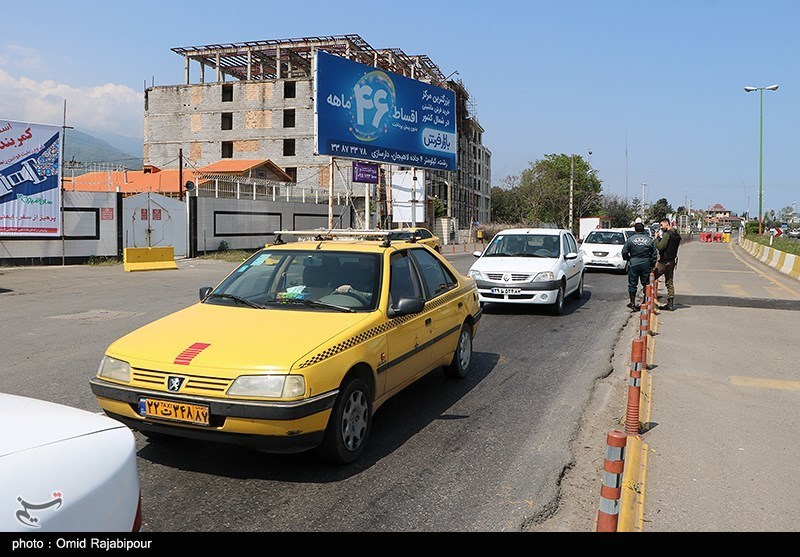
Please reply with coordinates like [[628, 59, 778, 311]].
[[138, 398, 210, 426], [491, 287, 522, 294]]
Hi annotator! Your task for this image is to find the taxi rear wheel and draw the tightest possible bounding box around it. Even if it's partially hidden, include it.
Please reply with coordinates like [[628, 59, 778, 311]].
[[318, 377, 372, 464], [444, 324, 473, 379]]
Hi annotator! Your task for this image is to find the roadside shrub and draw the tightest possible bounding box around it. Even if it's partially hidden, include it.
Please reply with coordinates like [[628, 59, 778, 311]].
[[745, 233, 800, 256], [218, 240, 229, 252]]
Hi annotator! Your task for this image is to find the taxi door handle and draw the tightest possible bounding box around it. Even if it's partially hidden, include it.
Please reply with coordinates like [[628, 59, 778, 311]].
[[425, 318, 432, 326]]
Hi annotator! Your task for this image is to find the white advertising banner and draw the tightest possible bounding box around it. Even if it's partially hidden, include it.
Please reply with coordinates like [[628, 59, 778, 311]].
[[391, 169, 425, 224], [0, 120, 62, 236]]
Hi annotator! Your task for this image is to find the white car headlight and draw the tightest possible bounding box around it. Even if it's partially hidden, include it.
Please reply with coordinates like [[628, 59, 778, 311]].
[[533, 271, 555, 282], [468, 269, 483, 280], [227, 375, 305, 398], [98, 356, 131, 382]]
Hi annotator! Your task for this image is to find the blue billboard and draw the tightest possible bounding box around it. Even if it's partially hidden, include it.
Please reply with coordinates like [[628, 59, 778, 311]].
[[315, 51, 457, 172]]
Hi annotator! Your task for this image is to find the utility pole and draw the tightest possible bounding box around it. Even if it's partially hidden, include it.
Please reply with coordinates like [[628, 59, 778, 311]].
[[411, 168, 417, 227], [625, 132, 629, 201], [569, 156, 574, 232], [178, 148, 184, 201], [328, 158, 334, 229], [641, 182, 647, 220]]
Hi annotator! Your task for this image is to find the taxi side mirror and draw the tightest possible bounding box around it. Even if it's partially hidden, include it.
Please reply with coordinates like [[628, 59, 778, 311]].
[[565, 252, 579, 261], [199, 287, 212, 301], [388, 297, 425, 318]]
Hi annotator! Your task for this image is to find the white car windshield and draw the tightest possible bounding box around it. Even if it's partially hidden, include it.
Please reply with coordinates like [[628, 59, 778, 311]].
[[483, 234, 560, 258], [584, 231, 625, 245]]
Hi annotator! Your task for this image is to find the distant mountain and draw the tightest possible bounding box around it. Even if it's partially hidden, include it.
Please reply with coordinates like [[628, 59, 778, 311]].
[[64, 129, 143, 170]]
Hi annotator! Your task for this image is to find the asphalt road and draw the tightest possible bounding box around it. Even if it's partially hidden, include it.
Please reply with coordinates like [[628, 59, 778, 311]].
[[0, 254, 633, 531]]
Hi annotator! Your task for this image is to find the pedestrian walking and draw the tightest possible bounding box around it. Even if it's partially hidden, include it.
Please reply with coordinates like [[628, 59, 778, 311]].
[[654, 218, 682, 311], [622, 221, 658, 311]]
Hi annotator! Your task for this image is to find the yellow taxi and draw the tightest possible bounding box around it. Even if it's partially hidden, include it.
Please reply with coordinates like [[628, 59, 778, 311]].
[[388, 227, 441, 252], [90, 230, 481, 464]]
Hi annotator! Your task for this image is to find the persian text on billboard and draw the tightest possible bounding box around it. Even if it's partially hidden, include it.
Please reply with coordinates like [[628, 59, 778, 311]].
[[0, 120, 62, 236], [315, 51, 457, 171]]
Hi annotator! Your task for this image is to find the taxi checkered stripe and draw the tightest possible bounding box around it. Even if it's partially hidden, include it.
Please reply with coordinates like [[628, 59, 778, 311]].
[[296, 286, 472, 369]]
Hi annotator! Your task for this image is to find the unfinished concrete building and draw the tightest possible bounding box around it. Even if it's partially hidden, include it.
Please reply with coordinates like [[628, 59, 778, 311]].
[[143, 34, 491, 230]]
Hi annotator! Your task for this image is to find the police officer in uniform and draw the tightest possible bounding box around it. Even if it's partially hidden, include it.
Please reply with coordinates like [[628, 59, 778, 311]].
[[622, 221, 658, 311]]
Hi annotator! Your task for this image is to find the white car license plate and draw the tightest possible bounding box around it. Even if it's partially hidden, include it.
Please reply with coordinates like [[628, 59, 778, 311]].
[[591, 259, 605, 264], [490, 287, 522, 294]]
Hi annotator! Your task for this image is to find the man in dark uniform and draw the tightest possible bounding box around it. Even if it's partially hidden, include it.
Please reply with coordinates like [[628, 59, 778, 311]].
[[622, 221, 658, 311], [654, 218, 682, 311]]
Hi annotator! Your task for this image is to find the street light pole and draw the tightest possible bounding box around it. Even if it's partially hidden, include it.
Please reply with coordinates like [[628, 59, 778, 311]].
[[744, 84, 779, 234]]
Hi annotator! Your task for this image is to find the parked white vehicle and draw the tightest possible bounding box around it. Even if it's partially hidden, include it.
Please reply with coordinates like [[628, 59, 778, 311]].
[[0, 393, 141, 532], [580, 228, 629, 273], [468, 228, 584, 315]]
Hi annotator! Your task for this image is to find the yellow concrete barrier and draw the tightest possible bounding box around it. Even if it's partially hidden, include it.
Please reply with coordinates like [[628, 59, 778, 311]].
[[618, 435, 648, 532], [123, 247, 178, 272]]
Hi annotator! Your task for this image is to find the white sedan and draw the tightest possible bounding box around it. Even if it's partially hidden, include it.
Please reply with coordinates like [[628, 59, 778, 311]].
[[0, 393, 141, 532], [580, 228, 629, 273], [468, 228, 584, 315]]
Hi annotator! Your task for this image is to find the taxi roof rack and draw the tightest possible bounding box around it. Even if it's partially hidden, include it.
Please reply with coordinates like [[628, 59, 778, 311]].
[[273, 228, 394, 247]]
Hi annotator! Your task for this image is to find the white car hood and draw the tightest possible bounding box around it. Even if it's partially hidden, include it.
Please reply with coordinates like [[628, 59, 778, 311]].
[[470, 256, 559, 274], [0, 393, 126, 457], [581, 242, 624, 253]]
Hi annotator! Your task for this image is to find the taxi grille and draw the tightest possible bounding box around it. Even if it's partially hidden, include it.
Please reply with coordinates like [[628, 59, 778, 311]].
[[132, 368, 232, 394], [485, 273, 532, 282]]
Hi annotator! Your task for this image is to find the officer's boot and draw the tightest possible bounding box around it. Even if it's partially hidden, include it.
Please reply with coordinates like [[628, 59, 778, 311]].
[[627, 292, 637, 311], [659, 297, 674, 311]]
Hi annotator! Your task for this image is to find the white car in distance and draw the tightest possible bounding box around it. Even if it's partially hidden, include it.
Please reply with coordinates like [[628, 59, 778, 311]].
[[0, 393, 141, 532], [580, 228, 630, 274], [468, 228, 584, 315]]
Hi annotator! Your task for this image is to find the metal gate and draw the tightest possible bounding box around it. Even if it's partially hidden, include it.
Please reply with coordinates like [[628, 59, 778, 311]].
[[122, 192, 187, 257]]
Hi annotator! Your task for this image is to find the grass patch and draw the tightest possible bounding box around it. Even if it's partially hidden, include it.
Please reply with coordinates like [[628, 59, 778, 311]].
[[745, 234, 800, 256], [197, 249, 260, 263], [86, 256, 121, 266]]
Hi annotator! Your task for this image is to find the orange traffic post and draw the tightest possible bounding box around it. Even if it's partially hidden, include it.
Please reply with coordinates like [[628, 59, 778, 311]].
[[596, 430, 627, 532], [639, 303, 650, 337], [626, 338, 646, 436]]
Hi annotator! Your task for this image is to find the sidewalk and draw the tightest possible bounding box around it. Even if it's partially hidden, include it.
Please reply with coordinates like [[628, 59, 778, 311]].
[[642, 239, 800, 531]]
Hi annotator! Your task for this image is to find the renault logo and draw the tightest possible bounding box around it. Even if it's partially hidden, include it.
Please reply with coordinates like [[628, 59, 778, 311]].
[[503, 274, 511, 282], [167, 376, 185, 392]]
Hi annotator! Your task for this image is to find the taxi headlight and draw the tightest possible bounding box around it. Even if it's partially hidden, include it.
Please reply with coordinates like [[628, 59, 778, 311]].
[[468, 269, 483, 280], [533, 271, 555, 282], [98, 356, 131, 382], [227, 375, 306, 398]]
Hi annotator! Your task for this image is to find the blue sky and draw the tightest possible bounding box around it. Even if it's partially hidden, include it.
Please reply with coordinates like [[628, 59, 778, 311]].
[[2, 0, 798, 216]]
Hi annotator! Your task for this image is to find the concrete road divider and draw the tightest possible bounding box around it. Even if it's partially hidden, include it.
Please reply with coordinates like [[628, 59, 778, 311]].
[[123, 247, 178, 272]]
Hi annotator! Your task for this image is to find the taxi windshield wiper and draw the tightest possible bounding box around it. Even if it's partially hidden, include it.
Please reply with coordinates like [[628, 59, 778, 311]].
[[264, 298, 355, 313], [206, 293, 267, 309]]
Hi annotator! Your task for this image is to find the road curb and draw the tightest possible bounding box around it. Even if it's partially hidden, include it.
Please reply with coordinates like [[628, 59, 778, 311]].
[[618, 435, 648, 532]]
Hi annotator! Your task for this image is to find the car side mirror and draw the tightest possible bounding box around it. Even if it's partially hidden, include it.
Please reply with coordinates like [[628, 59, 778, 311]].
[[199, 287, 212, 301], [387, 297, 425, 318], [565, 252, 579, 261], [472, 250, 483, 258]]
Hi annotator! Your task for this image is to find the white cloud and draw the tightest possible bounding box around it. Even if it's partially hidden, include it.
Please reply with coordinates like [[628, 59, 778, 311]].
[[0, 68, 143, 138], [0, 44, 46, 71]]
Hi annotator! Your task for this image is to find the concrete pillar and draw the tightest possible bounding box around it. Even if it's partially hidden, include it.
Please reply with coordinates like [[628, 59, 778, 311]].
[[276, 47, 281, 79], [185, 55, 190, 85], [216, 52, 221, 82], [199, 62, 204, 84]]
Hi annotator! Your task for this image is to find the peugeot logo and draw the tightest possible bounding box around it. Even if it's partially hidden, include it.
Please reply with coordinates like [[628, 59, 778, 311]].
[[503, 274, 511, 282], [167, 376, 185, 392]]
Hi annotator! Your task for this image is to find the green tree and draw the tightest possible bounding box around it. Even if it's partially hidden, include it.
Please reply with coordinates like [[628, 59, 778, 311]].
[[777, 205, 795, 223], [515, 154, 603, 233], [646, 197, 673, 223], [433, 196, 447, 218], [601, 195, 637, 227]]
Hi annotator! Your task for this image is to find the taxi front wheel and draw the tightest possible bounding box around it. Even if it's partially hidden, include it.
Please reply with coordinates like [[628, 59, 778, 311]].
[[444, 324, 473, 379], [318, 377, 373, 464]]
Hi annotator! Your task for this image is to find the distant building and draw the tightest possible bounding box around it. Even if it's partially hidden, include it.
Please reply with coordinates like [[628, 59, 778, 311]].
[[142, 34, 491, 228]]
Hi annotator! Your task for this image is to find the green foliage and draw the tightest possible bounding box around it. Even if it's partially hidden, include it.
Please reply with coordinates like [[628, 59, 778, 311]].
[[646, 198, 673, 223], [746, 233, 800, 256], [601, 195, 638, 227], [218, 240, 230, 252], [433, 196, 447, 218], [744, 221, 760, 235], [86, 256, 120, 266]]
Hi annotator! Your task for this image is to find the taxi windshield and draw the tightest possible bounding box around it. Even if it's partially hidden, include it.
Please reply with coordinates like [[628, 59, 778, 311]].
[[584, 231, 625, 245], [206, 250, 382, 311]]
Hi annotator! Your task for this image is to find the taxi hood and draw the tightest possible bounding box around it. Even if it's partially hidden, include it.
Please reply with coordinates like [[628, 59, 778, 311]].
[[105, 303, 373, 377]]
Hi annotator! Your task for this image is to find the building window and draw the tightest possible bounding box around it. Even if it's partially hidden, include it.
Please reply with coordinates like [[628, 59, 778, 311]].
[[284, 81, 296, 99], [221, 141, 233, 158], [283, 109, 296, 128], [285, 167, 297, 182], [283, 138, 295, 156], [222, 84, 233, 102], [221, 112, 233, 130]]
